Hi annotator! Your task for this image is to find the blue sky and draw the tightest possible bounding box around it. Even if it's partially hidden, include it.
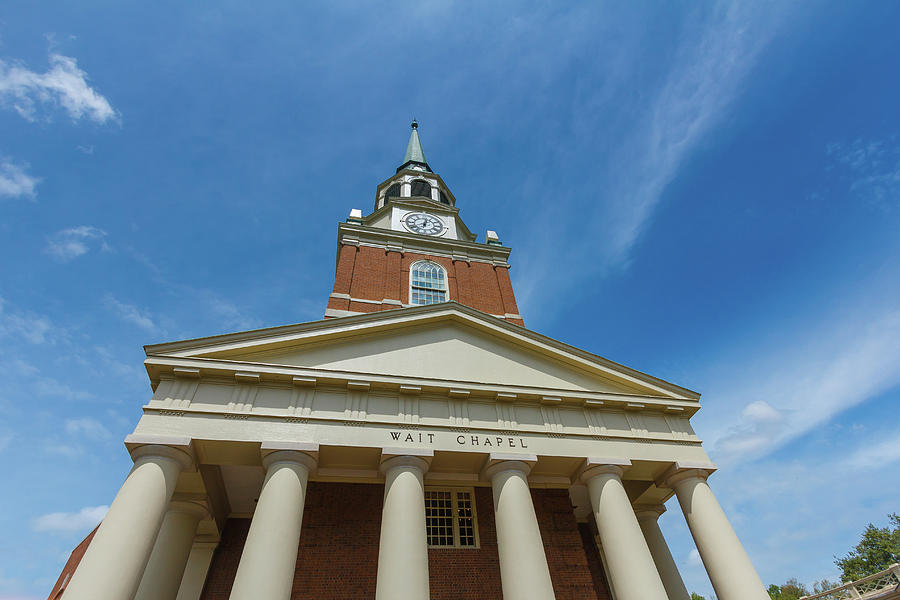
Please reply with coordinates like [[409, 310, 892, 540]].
[[2, 2, 899, 597]]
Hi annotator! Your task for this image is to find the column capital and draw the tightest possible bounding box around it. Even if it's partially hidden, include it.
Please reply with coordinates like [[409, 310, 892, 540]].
[[125, 434, 195, 471], [579, 457, 631, 482], [659, 461, 717, 489], [261, 441, 319, 472], [633, 504, 667, 521], [380, 447, 433, 473], [483, 453, 537, 479]]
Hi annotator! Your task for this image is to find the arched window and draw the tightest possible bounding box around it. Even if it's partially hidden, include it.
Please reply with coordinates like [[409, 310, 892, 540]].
[[409, 261, 448, 306], [410, 179, 432, 199], [383, 184, 402, 208], [439, 190, 451, 206]]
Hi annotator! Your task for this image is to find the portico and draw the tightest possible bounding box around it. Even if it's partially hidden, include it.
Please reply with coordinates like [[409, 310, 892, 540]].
[[53, 302, 768, 600]]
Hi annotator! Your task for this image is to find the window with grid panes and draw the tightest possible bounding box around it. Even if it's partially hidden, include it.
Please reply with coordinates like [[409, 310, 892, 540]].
[[409, 261, 447, 306], [424, 488, 479, 548]]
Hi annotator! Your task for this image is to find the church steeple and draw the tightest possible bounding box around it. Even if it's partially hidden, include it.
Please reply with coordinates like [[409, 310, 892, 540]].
[[397, 120, 432, 173]]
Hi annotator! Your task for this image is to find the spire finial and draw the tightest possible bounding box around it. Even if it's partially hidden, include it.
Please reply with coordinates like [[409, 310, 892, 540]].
[[400, 119, 429, 171]]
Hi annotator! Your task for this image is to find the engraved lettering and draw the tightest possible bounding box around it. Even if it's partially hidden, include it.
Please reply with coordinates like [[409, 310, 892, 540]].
[[508, 438, 515, 447], [484, 438, 493, 446], [471, 436, 479, 446], [428, 433, 435, 443], [405, 433, 414, 442], [390, 431, 401, 440], [457, 435, 465, 445], [520, 438, 528, 448]]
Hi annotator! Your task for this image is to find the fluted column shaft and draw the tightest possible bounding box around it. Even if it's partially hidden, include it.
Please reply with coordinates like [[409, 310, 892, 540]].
[[486, 458, 556, 600], [582, 462, 668, 600], [668, 470, 768, 600], [635, 506, 690, 600], [229, 447, 317, 600], [62, 443, 193, 600], [375, 455, 430, 600], [134, 501, 207, 600]]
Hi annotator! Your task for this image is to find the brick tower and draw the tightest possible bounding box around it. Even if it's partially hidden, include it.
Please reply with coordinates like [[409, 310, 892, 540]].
[[325, 121, 524, 326]]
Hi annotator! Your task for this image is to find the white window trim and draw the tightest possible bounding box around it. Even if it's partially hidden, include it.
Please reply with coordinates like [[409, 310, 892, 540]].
[[408, 260, 450, 306], [424, 486, 481, 549]]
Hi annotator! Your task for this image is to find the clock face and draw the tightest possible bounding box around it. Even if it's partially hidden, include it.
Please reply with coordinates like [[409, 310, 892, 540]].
[[403, 212, 445, 236]]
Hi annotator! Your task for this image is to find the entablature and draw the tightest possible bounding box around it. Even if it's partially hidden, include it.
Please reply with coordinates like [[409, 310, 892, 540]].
[[337, 222, 509, 266]]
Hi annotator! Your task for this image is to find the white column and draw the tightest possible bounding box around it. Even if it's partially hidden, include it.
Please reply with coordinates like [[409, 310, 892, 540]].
[[634, 505, 690, 600], [375, 449, 431, 600], [664, 463, 768, 600], [175, 541, 218, 600], [485, 454, 556, 600], [62, 437, 194, 600], [134, 501, 208, 600], [581, 459, 668, 600], [229, 442, 318, 600]]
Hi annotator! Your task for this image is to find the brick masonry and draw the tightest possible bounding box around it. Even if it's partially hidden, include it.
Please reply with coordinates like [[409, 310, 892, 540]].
[[198, 483, 610, 600], [327, 245, 524, 326], [46, 527, 97, 600]]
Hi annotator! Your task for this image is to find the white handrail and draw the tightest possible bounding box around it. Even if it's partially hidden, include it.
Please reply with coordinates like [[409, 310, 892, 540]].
[[800, 564, 900, 600]]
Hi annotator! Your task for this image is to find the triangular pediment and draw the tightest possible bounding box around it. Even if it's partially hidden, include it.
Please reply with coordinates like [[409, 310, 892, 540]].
[[146, 304, 698, 401]]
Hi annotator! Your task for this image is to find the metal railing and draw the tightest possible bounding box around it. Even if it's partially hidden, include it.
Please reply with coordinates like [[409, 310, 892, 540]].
[[800, 564, 900, 600]]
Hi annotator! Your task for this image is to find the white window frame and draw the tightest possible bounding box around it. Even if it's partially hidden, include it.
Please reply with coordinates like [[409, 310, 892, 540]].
[[424, 486, 481, 549], [408, 260, 449, 306]]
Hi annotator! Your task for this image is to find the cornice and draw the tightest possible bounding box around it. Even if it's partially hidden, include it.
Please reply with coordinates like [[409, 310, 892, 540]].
[[148, 352, 696, 401], [338, 223, 510, 265]]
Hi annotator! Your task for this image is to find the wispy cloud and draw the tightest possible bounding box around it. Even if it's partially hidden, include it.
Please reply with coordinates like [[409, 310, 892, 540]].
[[516, 3, 793, 310], [0, 53, 118, 123], [64, 418, 111, 440], [826, 136, 900, 211], [710, 305, 900, 464], [600, 3, 786, 268], [44, 226, 109, 262], [0, 159, 40, 200], [103, 295, 159, 333], [0, 298, 54, 344], [33, 377, 93, 401], [844, 436, 900, 470], [33, 505, 107, 534]]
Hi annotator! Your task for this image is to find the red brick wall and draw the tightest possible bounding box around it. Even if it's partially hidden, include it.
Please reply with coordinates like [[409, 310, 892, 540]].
[[428, 487, 502, 599], [46, 527, 97, 600], [534, 489, 612, 600], [199, 484, 608, 600], [327, 240, 524, 325]]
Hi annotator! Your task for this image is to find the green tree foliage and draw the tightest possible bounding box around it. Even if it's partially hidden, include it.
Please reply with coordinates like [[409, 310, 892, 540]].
[[767, 578, 809, 599], [690, 593, 706, 600], [811, 579, 840, 593], [835, 513, 900, 582]]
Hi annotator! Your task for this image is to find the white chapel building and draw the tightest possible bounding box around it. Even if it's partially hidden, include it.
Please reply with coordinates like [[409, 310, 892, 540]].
[[50, 123, 770, 600]]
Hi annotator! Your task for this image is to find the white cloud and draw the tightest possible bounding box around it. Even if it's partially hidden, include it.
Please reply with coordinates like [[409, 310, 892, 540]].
[[687, 548, 703, 567], [44, 225, 108, 262], [33, 505, 107, 534], [0, 297, 54, 344], [826, 137, 900, 211], [33, 376, 93, 401], [103, 295, 158, 333], [0, 159, 40, 200], [742, 400, 783, 424], [709, 305, 900, 465], [600, 3, 788, 267], [0, 53, 118, 123], [845, 437, 900, 470], [516, 3, 796, 311], [65, 417, 111, 440]]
